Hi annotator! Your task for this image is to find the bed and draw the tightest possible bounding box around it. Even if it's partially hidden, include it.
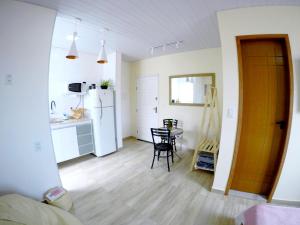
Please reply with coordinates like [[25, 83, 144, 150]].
[[236, 204, 300, 225], [0, 194, 83, 225]]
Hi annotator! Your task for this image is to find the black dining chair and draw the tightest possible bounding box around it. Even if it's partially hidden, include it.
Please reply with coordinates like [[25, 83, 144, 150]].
[[150, 128, 174, 172], [163, 119, 178, 128], [163, 119, 178, 151]]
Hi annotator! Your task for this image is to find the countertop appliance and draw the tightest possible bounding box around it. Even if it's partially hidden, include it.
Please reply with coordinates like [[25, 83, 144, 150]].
[[85, 89, 117, 157], [68, 83, 82, 92]]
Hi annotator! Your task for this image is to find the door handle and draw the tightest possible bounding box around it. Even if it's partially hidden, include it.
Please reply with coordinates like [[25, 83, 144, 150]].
[[276, 121, 286, 129], [98, 97, 103, 119], [153, 107, 157, 113]]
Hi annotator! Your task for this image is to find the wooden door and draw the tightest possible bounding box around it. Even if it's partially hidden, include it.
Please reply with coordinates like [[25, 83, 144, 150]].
[[136, 75, 159, 142], [231, 39, 290, 195]]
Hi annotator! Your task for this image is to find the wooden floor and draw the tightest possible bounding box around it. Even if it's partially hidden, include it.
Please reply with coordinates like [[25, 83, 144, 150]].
[[59, 139, 262, 225]]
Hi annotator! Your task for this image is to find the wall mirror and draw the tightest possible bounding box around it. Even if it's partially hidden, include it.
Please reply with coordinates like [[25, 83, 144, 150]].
[[169, 73, 215, 106]]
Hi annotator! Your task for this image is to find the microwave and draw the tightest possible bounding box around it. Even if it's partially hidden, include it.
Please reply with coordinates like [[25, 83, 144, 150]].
[[68, 83, 82, 92]]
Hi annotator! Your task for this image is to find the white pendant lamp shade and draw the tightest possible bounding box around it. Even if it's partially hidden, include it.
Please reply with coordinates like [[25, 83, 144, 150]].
[[97, 40, 108, 64], [66, 32, 79, 60]]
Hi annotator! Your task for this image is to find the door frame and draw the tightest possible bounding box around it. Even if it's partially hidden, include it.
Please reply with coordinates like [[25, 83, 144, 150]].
[[136, 74, 159, 141], [225, 34, 294, 202]]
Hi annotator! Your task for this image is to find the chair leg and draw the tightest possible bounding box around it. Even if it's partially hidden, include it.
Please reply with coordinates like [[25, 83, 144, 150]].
[[151, 151, 156, 169], [171, 150, 174, 163], [158, 150, 160, 161], [167, 152, 170, 172], [173, 139, 177, 152]]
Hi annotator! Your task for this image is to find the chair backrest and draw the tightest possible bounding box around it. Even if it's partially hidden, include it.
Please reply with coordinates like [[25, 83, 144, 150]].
[[163, 119, 178, 128], [151, 128, 171, 146]]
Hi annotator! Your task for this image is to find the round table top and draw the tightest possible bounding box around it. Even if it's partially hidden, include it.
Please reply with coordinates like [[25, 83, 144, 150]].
[[170, 128, 183, 136], [160, 127, 183, 136]]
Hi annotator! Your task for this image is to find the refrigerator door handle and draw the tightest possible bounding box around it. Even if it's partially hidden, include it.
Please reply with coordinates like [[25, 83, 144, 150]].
[[98, 96, 103, 119]]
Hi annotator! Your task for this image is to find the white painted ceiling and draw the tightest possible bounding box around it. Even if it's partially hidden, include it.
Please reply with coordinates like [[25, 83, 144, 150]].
[[19, 0, 300, 61]]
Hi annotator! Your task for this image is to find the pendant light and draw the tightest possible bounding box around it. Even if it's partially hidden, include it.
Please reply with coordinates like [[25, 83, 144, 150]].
[[97, 28, 109, 64], [66, 32, 79, 59], [66, 18, 81, 60], [97, 40, 108, 64]]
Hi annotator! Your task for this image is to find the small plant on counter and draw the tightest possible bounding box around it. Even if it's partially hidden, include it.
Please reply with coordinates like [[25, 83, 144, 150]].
[[100, 80, 112, 89]]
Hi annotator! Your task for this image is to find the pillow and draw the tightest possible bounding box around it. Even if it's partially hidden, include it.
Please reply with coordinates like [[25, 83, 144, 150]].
[[44, 187, 73, 211]]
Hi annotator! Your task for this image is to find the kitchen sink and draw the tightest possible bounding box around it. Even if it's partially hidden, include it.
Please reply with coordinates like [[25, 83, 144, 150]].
[[50, 118, 64, 124]]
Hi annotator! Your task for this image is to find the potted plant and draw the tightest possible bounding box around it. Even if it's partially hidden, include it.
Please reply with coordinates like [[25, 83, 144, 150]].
[[100, 80, 111, 89]]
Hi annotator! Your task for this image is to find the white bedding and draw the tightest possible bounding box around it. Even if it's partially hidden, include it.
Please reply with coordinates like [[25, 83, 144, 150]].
[[0, 194, 83, 225]]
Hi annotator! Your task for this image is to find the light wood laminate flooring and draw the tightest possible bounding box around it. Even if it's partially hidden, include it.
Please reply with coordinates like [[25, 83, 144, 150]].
[[58, 139, 262, 225]]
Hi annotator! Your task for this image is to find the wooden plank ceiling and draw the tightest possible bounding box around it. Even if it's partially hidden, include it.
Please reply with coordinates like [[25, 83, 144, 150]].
[[19, 0, 300, 60]]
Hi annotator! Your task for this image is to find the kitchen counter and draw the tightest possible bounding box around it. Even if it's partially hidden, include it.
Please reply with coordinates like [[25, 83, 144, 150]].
[[50, 118, 92, 130]]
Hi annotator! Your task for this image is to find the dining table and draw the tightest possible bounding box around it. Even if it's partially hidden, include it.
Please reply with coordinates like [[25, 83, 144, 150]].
[[169, 127, 184, 137], [161, 127, 184, 159]]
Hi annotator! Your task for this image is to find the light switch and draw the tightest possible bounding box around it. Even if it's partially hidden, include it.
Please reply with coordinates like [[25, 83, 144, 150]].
[[5, 74, 13, 85]]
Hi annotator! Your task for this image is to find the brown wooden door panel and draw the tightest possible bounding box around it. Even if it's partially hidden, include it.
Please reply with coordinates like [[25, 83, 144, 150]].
[[231, 39, 289, 195]]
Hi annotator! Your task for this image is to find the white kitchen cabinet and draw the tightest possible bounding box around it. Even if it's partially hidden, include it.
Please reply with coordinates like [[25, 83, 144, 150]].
[[51, 126, 79, 163], [51, 119, 95, 163]]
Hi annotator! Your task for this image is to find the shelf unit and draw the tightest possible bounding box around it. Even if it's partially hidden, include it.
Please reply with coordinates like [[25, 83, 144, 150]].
[[191, 86, 220, 173], [192, 138, 219, 172]]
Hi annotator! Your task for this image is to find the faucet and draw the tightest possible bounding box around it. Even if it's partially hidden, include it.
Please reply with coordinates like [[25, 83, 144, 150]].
[[50, 100, 56, 114]]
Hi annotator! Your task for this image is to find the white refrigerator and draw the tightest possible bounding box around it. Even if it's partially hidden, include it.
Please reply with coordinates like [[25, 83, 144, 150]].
[[85, 89, 117, 157]]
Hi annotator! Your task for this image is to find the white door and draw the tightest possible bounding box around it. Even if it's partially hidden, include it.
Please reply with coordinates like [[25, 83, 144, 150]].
[[51, 127, 79, 163], [136, 75, 159, 142]]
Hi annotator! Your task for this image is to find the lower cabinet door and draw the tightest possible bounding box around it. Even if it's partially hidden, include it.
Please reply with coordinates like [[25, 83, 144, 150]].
[[51, 127, 79, 163]]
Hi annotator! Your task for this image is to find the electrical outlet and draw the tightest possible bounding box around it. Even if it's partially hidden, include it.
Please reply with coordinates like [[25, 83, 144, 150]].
[[34, 142, 42, 152], [5, 74, 13, 85]]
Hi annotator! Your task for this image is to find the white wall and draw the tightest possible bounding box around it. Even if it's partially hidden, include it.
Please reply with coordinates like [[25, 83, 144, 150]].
[[131, 48, 222, 149], [121, 61, 132, 138], [0, 0, 61, 200], [103, 52, 123, 148], [213, 6, 300, 202], [49, 47, 103, 116]]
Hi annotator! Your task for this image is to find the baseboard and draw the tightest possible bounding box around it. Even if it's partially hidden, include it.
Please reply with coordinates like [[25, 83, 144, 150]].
[[212, 189, 300, 206], [271, 199, 300, 207], [211, 187, 300, 206], [122, 136, 136, 141], [211, 188, 225, 195]]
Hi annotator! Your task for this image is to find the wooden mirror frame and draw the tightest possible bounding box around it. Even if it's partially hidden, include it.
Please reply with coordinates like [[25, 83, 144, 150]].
[[169, 73, 216, 106]]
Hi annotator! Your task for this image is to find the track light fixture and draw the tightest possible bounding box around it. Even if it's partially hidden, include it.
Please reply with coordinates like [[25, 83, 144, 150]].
[[150, 40, 183, 55]]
